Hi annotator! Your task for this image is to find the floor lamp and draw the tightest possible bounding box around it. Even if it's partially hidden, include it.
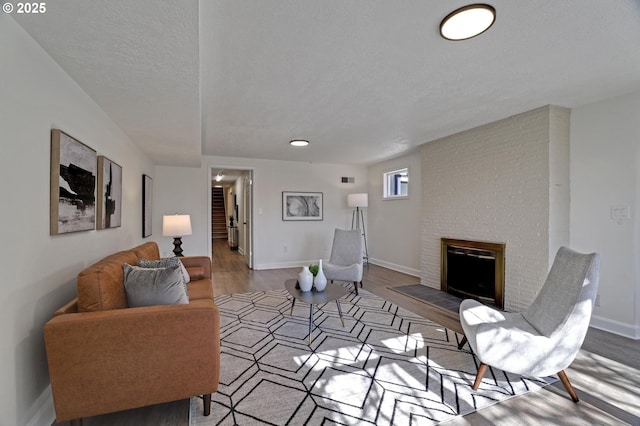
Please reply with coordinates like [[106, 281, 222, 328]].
[[348, 193, 369, 266]]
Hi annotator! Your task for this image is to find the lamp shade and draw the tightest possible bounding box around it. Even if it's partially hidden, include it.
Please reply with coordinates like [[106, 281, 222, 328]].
[[162, 214, 192, 237], [348, 193, 368, 208]]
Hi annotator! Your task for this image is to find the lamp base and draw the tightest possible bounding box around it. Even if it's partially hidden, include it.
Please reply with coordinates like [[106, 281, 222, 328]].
[[172, 237, 184, 257]]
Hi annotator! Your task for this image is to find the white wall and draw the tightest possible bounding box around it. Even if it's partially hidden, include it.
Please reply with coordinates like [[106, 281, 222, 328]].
[[0, 16, 155, 425], [153, 166, 206, 258], [570, 91, 640, 339], [367, 152, 422, 276], [420, 106, 570, 312], [155, 156, 368, 268]]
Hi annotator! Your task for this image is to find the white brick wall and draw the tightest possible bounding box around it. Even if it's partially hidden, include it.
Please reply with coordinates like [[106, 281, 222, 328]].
[[421, 106, 570, 311]]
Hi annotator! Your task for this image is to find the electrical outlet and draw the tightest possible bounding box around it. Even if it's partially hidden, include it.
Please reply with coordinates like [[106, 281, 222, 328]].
[[595, 294, 601, 306], [283, 245, 288, 253]]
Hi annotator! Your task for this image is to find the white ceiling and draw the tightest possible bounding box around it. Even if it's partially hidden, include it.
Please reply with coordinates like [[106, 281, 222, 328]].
[[14, 1, 640, 167]]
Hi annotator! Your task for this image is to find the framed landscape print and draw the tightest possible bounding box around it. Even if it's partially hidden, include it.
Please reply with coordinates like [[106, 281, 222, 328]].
[[282, 191, 323, 221], [142, 174, 153, 237], [50, 129, 97, 235], [96, 156, 122, 229]]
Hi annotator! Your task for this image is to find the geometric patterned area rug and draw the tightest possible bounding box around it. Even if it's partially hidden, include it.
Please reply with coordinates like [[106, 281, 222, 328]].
[[190, 288, 554, 425]]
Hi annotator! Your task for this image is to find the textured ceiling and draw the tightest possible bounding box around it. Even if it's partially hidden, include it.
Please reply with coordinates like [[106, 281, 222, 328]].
[[14, 0, 640, 166], [14, 0, 201, 166]]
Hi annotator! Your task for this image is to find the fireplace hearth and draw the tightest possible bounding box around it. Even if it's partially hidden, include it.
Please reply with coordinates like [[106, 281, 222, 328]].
[[441, 238, 505, 309]]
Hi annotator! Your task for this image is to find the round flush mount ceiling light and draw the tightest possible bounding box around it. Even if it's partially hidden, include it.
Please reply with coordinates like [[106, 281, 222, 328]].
[[290, 139, 309, 147], [440, 4, 496, 41]]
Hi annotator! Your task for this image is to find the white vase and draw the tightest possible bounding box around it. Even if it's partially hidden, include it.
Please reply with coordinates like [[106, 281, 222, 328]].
[[298, 266, 313, 292], [314, 259, 327, 291]]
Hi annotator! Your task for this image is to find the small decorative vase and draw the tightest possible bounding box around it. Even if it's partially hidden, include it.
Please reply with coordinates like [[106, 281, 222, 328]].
[[298, 266, 313, 292], [314, 259, 327, 291]]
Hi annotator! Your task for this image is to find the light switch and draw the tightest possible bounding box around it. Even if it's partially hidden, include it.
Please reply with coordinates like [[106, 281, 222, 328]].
[[258, 208, 263, 215], [610, 205, 630, 221]]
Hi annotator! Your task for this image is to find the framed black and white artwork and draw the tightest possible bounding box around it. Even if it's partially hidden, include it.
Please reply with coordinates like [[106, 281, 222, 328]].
[[282, 191, 323, 221], [96, 156, 122, 229], [142, 174, 153, 237], [50, 129, 97, 235]]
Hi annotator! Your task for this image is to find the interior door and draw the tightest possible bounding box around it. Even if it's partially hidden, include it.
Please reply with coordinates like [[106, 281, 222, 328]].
[[243, 172, 253, 268]]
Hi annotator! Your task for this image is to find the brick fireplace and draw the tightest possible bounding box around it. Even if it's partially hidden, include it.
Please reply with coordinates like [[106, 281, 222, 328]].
[[420, 106, 570, 311]]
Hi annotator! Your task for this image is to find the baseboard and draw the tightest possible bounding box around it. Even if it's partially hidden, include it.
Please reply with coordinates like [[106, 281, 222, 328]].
[[254, 260, 319, 270], [255, 259, 421, 277], [26, 385, 55, 426], [590, 315, 640, 340], [367, 258, 421, 278]]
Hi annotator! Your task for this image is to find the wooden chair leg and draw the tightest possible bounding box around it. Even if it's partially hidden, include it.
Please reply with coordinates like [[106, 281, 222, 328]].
[[353, 281, 359, 295], [69, 419, 83, 426], [457, 335, 468, 350], [558, 370, 579, 402], [472, 363, 488, 390], [203, 393, 212, 416]]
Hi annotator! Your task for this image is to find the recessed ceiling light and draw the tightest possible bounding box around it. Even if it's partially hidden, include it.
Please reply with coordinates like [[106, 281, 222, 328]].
[[440, 4, 496, 41], [290, 140, 309, 147]]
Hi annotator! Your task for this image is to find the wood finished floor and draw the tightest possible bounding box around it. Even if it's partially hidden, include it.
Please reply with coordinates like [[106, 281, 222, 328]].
[[59, 240, 640, 425]]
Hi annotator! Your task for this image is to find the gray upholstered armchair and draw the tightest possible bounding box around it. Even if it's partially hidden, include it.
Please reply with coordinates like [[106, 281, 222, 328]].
[[459, 247, 600, 402], [323, 229, 364, 295]]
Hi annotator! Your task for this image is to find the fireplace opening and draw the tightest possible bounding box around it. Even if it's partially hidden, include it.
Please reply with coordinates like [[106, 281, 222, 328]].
[[441, 238, 505, 309]]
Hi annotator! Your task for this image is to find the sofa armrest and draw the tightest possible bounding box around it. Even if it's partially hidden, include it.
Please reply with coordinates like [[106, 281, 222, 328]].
[[181, 256, 212, 280], [53, 298, 79, 316], [44, 299, 220, 421]]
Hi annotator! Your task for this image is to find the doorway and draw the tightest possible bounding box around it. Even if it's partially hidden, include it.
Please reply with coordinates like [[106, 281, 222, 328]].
[[209, 167, 253, 269]]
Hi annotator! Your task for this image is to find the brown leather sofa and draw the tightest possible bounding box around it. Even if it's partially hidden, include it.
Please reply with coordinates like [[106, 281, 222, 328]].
[[44, 242, 220, 425]]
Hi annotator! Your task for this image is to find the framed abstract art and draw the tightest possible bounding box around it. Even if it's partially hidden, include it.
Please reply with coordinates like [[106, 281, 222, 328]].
[[50, 129, 97, 235], [282, 191, 323, 221], [142, 174, 153, 237], [96, 156, 122, 229]]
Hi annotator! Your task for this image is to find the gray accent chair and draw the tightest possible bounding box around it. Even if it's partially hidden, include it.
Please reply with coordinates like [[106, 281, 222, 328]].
[[459, 247, 600, 402], [323, 229, 364, 295]]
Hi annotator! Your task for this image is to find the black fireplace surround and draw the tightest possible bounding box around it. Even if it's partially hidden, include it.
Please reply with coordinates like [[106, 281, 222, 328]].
[[441, 238, 505, 309]]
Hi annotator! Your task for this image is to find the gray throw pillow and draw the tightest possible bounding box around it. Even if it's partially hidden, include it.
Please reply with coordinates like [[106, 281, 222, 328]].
[[123, 264, 189, 307], [138, 257, 191, 284]]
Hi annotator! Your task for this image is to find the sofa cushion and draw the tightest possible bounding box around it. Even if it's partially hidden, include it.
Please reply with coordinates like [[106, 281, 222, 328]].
[[132, 242, 161, 262], [123, 264, 189, 307], [77, 251, 138, 312], [138, 257, 191, 284]]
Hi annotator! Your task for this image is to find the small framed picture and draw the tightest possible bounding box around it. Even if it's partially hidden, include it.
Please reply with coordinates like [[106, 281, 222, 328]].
[[282, 191, 323, 221], [142, 174, 153, 237]]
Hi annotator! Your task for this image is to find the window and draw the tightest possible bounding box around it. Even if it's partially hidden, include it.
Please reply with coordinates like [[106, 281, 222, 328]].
[[383, 168, 408, 199]]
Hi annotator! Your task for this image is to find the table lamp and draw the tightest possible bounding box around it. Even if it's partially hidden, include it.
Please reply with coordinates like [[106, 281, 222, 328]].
[[162, 214, 192, 257]]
